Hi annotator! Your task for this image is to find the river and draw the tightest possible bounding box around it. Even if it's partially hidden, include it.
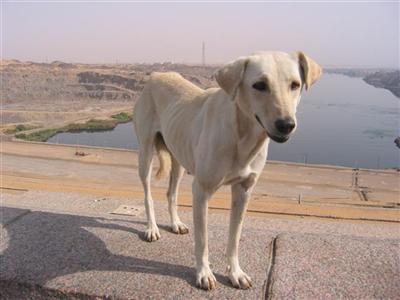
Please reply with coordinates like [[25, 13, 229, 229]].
[[48, 74, 400, 169]]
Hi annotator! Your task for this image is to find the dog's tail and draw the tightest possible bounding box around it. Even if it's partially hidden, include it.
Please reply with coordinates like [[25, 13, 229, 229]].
[[154, 132, 171, 180]]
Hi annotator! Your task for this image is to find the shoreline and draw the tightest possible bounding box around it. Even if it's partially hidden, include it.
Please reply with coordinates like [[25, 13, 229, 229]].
[[6, 138, 398, 174]]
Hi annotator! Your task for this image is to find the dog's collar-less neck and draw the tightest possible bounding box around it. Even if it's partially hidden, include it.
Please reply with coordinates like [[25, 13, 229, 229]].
[[234, 101, 266, 137], [233, 102, 268, 170]]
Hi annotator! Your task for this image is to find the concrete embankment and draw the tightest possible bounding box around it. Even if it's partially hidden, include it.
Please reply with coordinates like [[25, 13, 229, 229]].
[[2, 140, 399, 222]]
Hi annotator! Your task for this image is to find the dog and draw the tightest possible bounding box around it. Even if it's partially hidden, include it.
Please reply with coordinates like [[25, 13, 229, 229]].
[[132, 51, 322, 290]]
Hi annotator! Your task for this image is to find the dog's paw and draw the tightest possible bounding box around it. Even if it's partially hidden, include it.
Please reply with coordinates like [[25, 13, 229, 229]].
[[196, 267, 217, 290], [171, 221, 189, 234], [229, 269, 252, 289], [144, 226, 160, 242]]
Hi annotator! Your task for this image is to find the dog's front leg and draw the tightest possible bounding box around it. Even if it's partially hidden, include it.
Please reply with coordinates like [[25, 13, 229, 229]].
[[192, 179, 217, 290], [226, 181, 254, 289]]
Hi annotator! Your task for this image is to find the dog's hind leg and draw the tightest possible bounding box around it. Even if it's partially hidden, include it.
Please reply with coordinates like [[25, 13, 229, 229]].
[[167, 157, 189, 234], [138, 135, 160, 242]]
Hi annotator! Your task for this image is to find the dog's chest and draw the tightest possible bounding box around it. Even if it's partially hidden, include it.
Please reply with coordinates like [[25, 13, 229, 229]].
[[224, 164, 259, 187], [224, 139, 269, 186]]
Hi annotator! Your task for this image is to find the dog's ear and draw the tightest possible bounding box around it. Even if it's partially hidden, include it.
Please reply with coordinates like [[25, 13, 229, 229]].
[[296, 51, 322, 90], [215, 57, 249, 98]]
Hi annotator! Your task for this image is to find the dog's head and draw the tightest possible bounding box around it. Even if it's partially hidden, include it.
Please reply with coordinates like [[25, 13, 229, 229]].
[[215, 51, 322, 143]]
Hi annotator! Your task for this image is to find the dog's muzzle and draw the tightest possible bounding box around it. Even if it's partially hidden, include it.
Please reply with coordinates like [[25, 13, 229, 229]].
[[254, 114, 290, 143]]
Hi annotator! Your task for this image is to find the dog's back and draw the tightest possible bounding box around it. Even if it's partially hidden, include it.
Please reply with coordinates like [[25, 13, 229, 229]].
[[141, 72, 203, 115], [133, 71, 203, 141]]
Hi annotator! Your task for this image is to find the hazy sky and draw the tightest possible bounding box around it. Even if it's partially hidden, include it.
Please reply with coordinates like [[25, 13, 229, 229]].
[[2, 1, 399, 67]]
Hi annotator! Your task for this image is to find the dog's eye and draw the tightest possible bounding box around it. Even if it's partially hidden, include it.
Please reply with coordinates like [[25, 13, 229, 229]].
[[252, 81, 268, 91], [291, 81, 300, 90]]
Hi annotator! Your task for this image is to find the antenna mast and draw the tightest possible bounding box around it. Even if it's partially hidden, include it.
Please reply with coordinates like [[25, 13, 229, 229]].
[[202, 41, 205, 66]]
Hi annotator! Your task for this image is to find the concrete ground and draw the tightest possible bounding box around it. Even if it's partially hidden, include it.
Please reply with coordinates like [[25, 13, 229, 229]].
[[1, 141, 399, 299]]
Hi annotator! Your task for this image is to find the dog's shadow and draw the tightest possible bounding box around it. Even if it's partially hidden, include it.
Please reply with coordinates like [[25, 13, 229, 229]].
[[0, 207, 230, 290]]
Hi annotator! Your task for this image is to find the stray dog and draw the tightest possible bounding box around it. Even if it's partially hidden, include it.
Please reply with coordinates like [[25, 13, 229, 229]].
[[133, 51, 322, 290]]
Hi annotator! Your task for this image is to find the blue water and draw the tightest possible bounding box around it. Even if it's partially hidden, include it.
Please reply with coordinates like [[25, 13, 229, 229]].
[[48, 74, 400, 169]]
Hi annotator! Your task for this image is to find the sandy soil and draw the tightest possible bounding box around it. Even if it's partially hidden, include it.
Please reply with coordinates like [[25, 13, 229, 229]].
[[2, 141, 399, 223]]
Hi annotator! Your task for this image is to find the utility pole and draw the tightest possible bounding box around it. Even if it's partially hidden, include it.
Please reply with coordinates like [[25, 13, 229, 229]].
[[202, 41, 205, 66]]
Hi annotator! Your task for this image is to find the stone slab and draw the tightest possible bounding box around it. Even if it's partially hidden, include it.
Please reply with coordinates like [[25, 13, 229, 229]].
[[0, 206, 274, 299], [1, 192, 400, 299], [268, 233, 400, 299]]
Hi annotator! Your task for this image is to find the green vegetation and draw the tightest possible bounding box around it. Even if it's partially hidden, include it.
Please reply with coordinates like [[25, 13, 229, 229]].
[[16, 128, 59, 142], [15, 111, 133, 142], [4, 124, 38, 134], [111, 111, 132, 122], [65, 119, 118, 132]]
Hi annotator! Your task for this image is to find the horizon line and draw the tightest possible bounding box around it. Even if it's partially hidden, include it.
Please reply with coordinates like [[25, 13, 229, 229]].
[[1, 58, 398, 70]]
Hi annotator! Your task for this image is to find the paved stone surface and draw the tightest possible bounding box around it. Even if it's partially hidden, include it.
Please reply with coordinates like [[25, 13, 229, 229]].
[[0, 205, 274, 299], [268, 233, 400, 300]]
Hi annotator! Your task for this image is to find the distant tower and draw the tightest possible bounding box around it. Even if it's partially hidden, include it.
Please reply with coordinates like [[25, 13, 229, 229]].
[[202, 41, 206, 66]]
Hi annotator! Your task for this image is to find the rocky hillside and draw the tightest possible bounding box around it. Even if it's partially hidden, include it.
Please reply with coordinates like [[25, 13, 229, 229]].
[[0, 60, 217, 105], [363, 71, 400, 98], [0, 60, 218, 130]]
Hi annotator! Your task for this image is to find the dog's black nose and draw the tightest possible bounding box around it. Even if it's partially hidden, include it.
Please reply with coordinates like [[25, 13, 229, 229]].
[[275, 118, 295, 135]]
